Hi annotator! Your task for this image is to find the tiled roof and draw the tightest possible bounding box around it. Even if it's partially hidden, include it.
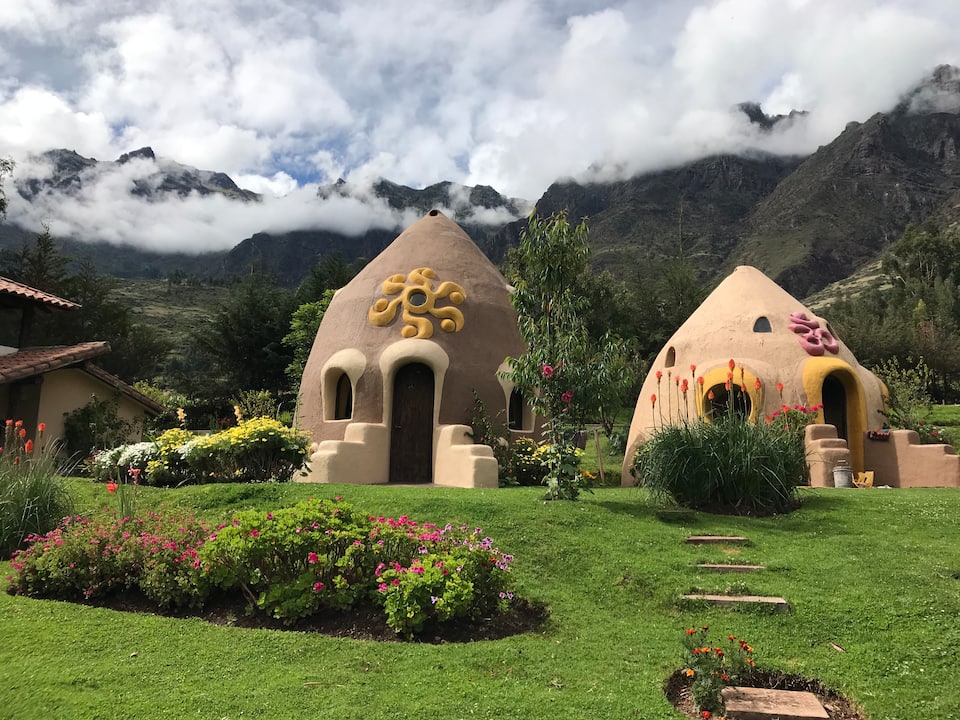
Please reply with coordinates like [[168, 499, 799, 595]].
[[0, 276, 80, 310], [0, 342, 110, 383], [81, 362, 164, 414], [0, 343, 163, 415]]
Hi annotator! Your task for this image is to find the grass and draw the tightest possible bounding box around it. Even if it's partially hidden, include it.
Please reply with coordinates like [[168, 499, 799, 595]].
[[4, 480, 960, 719]]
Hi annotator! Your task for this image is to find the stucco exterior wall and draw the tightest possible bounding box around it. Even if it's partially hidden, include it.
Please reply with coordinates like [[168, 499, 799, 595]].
[[36, 369, 149, 446], [862, 429, 960, 487]]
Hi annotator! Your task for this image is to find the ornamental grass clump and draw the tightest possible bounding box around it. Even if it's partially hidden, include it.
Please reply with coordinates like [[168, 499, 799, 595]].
[[634, 415, 806, 515], [0, 420, 73, 557]]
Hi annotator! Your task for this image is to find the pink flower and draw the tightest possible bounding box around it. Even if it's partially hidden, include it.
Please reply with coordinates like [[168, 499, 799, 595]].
[[308, 552, 319, 563], [561, 390, 574, 404], [313, 582, 324, 593], [249, 529, 259, 538], [542, 363, 554, 378], [106, 482, 118, 494]]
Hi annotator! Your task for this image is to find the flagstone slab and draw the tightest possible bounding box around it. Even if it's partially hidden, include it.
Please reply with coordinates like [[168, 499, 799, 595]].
[[685, 535, 750, 545], [696, 563, 766, 573], [681, 594, 790, 611], [721, 686, 829, 720]]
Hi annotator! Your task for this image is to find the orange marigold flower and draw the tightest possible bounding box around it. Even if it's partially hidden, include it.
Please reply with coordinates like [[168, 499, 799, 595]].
[[685, 668, 695, 677], [686, 628, 697, 635]]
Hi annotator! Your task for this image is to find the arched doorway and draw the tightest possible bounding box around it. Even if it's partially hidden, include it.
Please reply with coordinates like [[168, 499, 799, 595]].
[[390, 363, 434, 483], [822, 374, 848, 439], [704, 383, 752, 421]]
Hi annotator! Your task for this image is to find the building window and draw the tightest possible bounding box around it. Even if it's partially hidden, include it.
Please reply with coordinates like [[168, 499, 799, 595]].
[[753, 316, 772, 332], [334, 373, 353, 420], [664, 346, 676, 368], [509, 388, 526, 430]]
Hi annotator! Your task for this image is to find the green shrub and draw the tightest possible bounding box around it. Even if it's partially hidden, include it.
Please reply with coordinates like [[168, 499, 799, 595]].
[[0, 421, 73, 557], [8, 499, 517, 637], [633, 416, 805, 515], [8, 511, 211, 607], [62, 394, 135, 462], [182, 417, 309, 483], [511, 437, 547, 486]]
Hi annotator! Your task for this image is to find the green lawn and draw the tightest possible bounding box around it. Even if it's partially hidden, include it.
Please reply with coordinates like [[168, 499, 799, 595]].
[[3, 481, 959, 719]]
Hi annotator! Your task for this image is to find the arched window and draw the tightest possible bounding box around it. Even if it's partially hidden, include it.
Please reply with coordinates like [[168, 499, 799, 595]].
[[509, 388, 526, 430], [664, 346, 676, 368], [334, 373, 353, 420], [753, 316, 772, 332], [704, 383, 752, 421]]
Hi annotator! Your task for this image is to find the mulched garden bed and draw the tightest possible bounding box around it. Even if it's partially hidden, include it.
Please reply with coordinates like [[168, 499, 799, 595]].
[[84, 591, 550, 643], [664, 668, 867, 720]]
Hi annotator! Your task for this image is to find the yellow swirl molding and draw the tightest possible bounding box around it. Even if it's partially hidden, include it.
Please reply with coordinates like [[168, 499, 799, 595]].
[[368, 267, 466, 339]]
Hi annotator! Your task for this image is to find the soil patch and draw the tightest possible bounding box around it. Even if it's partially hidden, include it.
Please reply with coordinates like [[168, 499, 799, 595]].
[[664, 668, 867, 720], [86, 591, 550, 643]]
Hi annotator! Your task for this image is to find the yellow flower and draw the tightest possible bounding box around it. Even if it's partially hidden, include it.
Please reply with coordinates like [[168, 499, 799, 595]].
[[685, 668, 695, 677]]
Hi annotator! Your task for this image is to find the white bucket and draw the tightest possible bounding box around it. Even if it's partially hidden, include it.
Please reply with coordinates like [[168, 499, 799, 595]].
[[833, 465, 853, 488]]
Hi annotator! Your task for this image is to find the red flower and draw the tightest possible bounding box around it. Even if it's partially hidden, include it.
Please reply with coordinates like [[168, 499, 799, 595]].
[[561, 390, 574, 404], [17, 428, 26, 439], [686, 628, 697, 635], [37, 422, 46, 433], [707, 390, 715, 400], [776, 381, 784, 393], [650, 394, 657, 407], [106, 482, 119, 493], [689, 364, 697, 374], [697, 376, 704, 386], [14, 420, 22, 428], [728, 359, 736, 371], [724, 381, 731, 391], [701, 711, 712, 719], [754, 378, 762, 390], [655, 370, 662, 380], [24, 439, 33, 454], [542, 363, 554, 378], [680, 379, 689, 393], [4, 419, 11, 426]]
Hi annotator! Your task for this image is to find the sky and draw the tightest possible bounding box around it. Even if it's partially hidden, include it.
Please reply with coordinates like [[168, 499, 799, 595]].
[[1, 0, 959, 253]]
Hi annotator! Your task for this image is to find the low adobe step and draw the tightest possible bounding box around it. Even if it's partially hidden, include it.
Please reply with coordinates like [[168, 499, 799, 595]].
[[681, 594, 790, 612], [696, 563, 766, 573], [721, 686, 829, 720], [685, 535, 750, 545]]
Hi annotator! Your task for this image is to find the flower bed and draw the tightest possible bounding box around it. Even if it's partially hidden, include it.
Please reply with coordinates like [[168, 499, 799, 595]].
[[6, 499, 519, 638]]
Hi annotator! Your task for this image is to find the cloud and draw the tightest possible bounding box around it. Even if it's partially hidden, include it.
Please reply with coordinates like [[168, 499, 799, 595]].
[[1, 0, 959, 253]]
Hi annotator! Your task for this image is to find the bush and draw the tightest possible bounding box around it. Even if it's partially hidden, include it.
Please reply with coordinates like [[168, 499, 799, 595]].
[[633, 416, 805, 515], [144, 427, 196, 486], [0, 421, 73, 557], [511, 437, 547, 486], [8, 499, 517, 637], [181, 417, 309, 483], [62, 394, 135, 462]]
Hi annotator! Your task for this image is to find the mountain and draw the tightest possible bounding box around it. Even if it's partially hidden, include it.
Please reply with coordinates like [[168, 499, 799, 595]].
[[4, 65, 960, 299]]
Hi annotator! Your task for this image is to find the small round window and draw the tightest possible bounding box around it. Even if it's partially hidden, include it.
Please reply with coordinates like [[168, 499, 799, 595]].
[[408, 291, 428, 307]]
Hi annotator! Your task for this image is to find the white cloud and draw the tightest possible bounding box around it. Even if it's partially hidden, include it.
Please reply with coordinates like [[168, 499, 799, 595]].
[[0, 0, 958, 253]]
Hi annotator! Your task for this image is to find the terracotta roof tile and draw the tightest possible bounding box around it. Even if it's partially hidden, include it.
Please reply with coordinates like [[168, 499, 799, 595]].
[[0, 276, 80, 310], [0, 342, 110, 384]]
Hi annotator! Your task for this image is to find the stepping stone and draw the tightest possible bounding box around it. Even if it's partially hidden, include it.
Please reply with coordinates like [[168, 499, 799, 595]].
[[721, 686, 829, 720], [681, 594, 790, 612], [696, 563, 766, 573], [685, 535, 749, 545]]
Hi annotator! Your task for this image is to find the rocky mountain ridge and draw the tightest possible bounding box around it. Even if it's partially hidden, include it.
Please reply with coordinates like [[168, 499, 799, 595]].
[[3, 65, 960, 297]]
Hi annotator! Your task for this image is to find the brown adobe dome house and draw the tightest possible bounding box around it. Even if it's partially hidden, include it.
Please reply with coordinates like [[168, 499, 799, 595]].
[[622, 265, 960, 488], [296, 210, 535, 486]]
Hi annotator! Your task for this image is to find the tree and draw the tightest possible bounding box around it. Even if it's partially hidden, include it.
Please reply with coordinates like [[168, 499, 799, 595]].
[[505, 211, 638, 500], [283, 289, 335, 384]]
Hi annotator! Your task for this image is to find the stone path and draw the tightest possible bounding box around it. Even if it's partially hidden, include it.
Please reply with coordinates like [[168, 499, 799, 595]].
[[681, 535, 830, 718], [721, 686, 830, 720]]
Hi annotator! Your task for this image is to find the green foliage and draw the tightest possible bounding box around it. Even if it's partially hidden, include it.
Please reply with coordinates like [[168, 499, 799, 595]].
[[8, 511, 211, 608], [510, 437, 547, 486], [633, 416, 805, 515], [681, 627, 757, 715], [231, 389, 279, 421], [873, 357, 946, 443], [467, 388, 514, 486], [143, 427, 195, 486], [505, 211, 638, 500], [9, 498, 515, 637], [62, 394, 134, 462], [0, 423, 73, 556], [181, 417, 309, 483], [283, 290, 334, 383]]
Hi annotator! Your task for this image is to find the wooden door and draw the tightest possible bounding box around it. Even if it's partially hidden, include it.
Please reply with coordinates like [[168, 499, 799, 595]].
[[389, 363, 434, 483]]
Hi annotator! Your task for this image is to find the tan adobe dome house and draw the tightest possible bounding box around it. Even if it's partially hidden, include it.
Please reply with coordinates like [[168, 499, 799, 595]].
[[296, 210, 535, 487], [622, 265, 960, 488]]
